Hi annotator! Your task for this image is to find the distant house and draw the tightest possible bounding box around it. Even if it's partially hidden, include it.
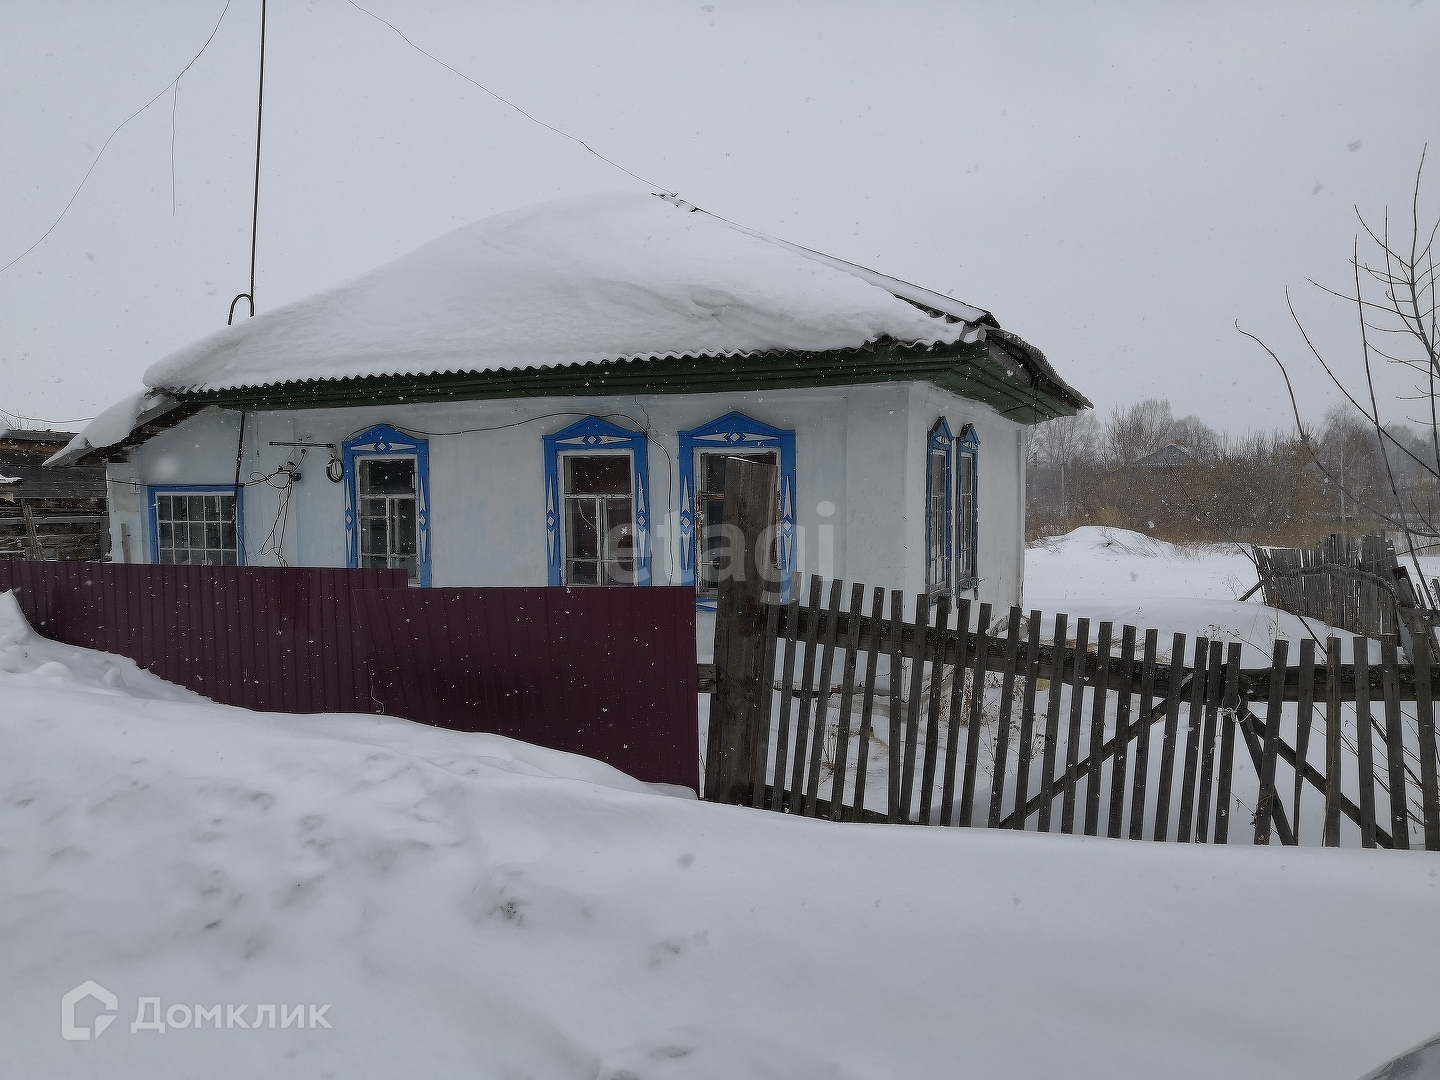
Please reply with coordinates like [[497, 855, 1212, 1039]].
[[52, 192, 1088, 629], [1133, 443, 1196, 469], [0, 428, 107, 560]]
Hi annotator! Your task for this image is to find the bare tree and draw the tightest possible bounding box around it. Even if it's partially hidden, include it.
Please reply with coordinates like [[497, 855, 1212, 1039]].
[[1239, 150, 1440, 600], [1170, 414, 1222, 460], [1103, 399, 1175, 468], [1028, 411, 1100, 468]]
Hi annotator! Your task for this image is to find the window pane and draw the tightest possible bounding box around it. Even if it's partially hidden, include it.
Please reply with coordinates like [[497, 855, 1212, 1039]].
[[565, 455, 630, 495], [158, 523, 172, 549], [604, 559, 636, 587], [170, 496, 187, 522], [205, 523, 221, 550], [221, 523, 236, 550], [568, 559, 599, 586], [565, 499, 600, 560], [393, 499, 417, 556], [360, 458, 415, 495], [605, 498, 633, 557], [394, 556, 418, 581], [960, 454, 974, 494], [362, 517, 387, 558], [188, 495, 205, 520]]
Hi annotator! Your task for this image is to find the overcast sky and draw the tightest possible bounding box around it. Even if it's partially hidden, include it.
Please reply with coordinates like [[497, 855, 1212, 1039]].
[[2, 0, 1437, 434]]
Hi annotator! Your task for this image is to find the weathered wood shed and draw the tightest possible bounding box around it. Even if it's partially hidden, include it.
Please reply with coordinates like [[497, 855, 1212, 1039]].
[[0, 428, 108, 561]]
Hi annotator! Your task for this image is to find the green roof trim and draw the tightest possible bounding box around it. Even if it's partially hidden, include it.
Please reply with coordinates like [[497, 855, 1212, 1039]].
[[175, 339, 1086, 424]]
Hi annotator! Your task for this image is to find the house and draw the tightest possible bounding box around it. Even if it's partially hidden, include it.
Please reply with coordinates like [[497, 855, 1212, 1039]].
[[1132, 443, 1196, 468], [0, 427, 108, 561], [50, 192, 1088, 637]]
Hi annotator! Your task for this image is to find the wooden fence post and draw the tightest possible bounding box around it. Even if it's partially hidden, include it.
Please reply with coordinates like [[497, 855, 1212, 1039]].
[[1323, 637, 1343, 847], [707, 457, 780, 804], [1254, 639, 1288, 845], [1409, 617, 1440, 851]]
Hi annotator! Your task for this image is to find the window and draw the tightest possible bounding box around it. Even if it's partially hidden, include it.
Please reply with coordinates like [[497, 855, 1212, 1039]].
[[150, 487, 240, 565], [696, 450, 779, 597], [957, 424, 979, 588], [544, 417, 651, 586], [926, 419, 953, 593], [562, 454, 635, 585], [678, 412, 796, 607], [358, 458, 418, 580], [344, 425, 431, 586]]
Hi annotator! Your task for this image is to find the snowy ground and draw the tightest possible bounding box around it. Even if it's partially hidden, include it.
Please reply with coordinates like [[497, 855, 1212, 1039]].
[[1025, 526, 1351, 664], [2, 588, 1439, 1079]]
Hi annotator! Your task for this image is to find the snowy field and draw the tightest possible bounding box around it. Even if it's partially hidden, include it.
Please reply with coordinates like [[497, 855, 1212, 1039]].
[[1025, 526, 1349, 664], [3, 558, 1440, 1078]]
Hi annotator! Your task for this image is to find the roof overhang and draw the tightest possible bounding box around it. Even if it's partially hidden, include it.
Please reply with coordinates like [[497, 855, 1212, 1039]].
[[166, 336, 1085, 420]]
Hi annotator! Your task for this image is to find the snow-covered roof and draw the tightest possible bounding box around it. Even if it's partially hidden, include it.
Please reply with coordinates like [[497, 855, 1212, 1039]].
[[143, 192, 985, 395], [46, 389, 180, 468]]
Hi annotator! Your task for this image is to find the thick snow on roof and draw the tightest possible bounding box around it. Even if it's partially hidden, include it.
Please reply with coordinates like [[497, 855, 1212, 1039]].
[[144, 192, 978, 394], [45, 388, 179, 468]]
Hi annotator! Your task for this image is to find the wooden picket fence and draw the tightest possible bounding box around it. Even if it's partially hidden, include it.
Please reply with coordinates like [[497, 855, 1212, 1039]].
[[707, 573, 1440, 850]]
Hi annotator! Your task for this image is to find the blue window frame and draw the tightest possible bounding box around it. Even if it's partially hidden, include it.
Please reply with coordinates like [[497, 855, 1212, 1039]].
[[678, 411, 796, 609], [148, 484, 243, 565], [926, 419, 953, 595], [544, 416, 651, 586], [956, 423, 979, 590], [343, 424, 431, 586]]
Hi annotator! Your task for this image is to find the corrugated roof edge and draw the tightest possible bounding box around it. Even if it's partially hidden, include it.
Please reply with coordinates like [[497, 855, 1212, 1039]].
[[151, 330, 986, 395]]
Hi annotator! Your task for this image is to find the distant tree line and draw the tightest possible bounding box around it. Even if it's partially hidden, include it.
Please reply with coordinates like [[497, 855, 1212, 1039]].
[[1026, 399, 1440, 547]]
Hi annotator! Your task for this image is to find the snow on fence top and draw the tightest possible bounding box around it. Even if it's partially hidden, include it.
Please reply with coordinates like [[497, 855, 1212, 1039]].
[[142, 192, 984, 396]]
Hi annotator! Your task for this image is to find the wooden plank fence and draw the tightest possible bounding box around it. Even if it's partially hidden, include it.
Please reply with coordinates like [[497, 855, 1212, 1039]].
[[706, 573, 1440, 850], [1254, 533, 1432, 649]]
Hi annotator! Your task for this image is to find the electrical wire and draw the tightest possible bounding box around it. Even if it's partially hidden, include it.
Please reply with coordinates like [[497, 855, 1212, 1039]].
[[253, 447, 305, 564], [341, 0, 672, 194], [0, 0, 233, 276], [352, 408, 678, 581]]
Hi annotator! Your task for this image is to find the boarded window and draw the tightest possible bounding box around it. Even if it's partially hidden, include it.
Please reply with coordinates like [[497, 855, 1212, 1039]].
[[695, 450, 779, 597]]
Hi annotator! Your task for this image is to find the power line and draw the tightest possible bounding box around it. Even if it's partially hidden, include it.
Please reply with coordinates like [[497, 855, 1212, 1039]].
[[0, 408, 96, 428], [0, 0, 234, 276], [342, 0, 672, 194]]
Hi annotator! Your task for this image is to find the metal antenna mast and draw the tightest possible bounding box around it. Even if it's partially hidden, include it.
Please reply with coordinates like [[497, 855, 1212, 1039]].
[[229, 0, 267, 325]]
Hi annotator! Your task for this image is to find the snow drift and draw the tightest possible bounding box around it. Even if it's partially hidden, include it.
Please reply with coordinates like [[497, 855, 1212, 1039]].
[[1, 592, 1436, 1079]]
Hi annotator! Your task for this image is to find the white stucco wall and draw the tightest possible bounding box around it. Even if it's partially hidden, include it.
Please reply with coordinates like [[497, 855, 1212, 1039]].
[[106, 384, 1028, 633]]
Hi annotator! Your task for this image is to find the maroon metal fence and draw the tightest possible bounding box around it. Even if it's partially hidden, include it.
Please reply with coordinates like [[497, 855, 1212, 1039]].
[[352, 587, 699, 791], [0, 563, 699, 790], [0, 562, 407, 713]]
